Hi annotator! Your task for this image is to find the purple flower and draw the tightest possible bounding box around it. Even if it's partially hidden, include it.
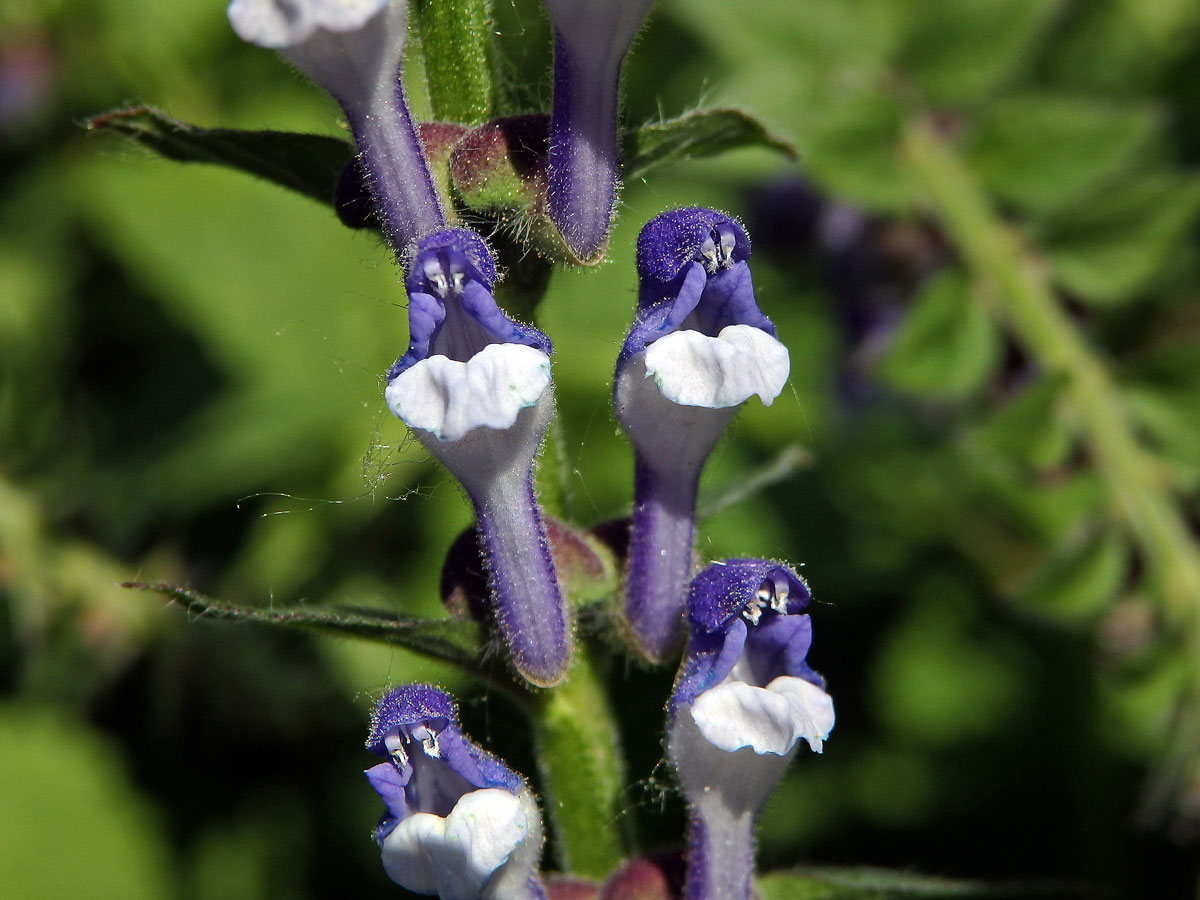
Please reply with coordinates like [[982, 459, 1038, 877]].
[[385, 229, 571, 688], [543, 0, 655, 262], [227, 0, 443, 251], [365, 684, 547, 899], [667, 560, 834, 900], [613, 209, 789, 662]]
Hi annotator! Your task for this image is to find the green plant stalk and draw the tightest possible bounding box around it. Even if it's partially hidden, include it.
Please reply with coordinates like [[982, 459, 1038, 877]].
[[529, 641, 626, 878], [412, 0, 493, 125], [900, 119, 1200, 633], [902, 118, 1200, 818]]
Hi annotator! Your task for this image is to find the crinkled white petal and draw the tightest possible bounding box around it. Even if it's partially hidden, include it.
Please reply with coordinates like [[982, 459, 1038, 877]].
[[228, 0, 390, 48], [380, 788, 529, 900], [691, 675, 835, 756], [386, 344, 552, 443], [643, 324, 789, 409]]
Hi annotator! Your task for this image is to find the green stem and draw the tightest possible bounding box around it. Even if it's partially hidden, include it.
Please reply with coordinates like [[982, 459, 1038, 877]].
[[902, 118, 1200, 820], [900, 119, 1200, 632], [529, 641, 626, 878], [412, 0, 493, 125]]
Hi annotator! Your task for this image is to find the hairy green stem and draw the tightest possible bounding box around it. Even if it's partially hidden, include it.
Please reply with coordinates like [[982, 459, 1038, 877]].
[[529, 642, 626, 878], [901, 119, 1200, 630], [412, 0, 493, 125], [902, 118, 1200, 818]]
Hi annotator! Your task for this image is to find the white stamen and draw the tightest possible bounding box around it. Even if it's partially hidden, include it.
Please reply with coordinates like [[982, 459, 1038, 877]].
[[410, 725, 440, 758], [698, 236, 720, 274], [384, 731, 409, 767], [718, 226, 737, 264], [769, 583, 788, 613]]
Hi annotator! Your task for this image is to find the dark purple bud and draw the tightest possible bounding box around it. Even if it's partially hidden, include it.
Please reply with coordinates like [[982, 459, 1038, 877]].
[[598, 855, 684, 900], [543, 0, 655, 263]]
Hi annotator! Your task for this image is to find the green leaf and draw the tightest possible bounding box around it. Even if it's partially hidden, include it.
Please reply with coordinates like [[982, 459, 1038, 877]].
[[759, 867, 1085, 899], [86, 106, 353, 207], [413, 0, 493, 124], [871, 585, 1025, 749], [972, 375, 1074, 471], [877, 269, 1002, 399], [965, 93, 1160, 217], [126, 582, 488, 673], [1040, 172, 1200, 303], [1123, 386, 1200, 489], [899, 0, 1062, 106], [0, 706, 174, 900], [801, 91, 914, 212], [1011, 527, 1130, 625], [623, 108, 796, 179]]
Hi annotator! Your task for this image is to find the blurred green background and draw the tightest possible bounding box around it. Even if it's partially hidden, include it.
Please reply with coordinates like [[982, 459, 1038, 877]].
[[3, 0, 1200, 897]]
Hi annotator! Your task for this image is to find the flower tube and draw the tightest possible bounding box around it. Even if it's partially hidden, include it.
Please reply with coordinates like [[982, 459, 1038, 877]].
[[385, 228, 570, 687], [614, 208, 789, 662], [227, 0, 443, 250], [543, 0, 655, 262], [667, 560, 834, 900], [365, 684, 547, 899]]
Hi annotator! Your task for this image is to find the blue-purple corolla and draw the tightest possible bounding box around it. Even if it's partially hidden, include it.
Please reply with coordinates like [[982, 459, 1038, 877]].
[[614, 209, 789, 661]]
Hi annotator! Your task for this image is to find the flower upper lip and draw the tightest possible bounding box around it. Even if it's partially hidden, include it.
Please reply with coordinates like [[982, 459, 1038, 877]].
[[620, 209, 776, 366], [389, 229, 551, 381], [671, 560, 826, 713]]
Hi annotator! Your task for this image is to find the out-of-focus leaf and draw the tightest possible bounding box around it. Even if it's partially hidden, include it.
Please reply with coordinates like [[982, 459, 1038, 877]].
[[1040, 172, 1200, 303], [670, 0, 905, 214], [758, 866, 1084, 899], [0, 706, 174, 900], [871, 584, 1025, 748], [1100, 651, 1190, 759], [965, 93, 1159, 217], [877, 269, 1001, 399], [803, 91, 913, 212], [623, 108, 796, 179], [1040, 1, 1167, 94], [898, 0, 1062, 106], [972, 375, 1073, 471], [127, 582, 488, 672], [87, 106, 354, 207], [1123, 386, 1200, 489], [413, 0, 492, 124], [73, 155, 404, 526], [1012, 527, 1130, 625], [1117, 0, 1200, 48]]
